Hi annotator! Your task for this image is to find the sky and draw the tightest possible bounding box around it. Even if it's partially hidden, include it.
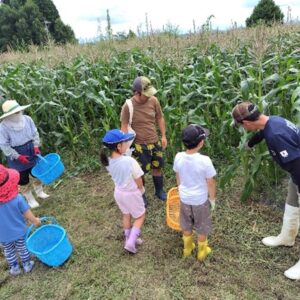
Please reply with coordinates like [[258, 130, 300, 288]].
[[52, 0, 300, 41]]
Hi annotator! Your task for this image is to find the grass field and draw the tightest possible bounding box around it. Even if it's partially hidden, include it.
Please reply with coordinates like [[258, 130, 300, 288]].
[[1, 168, 300, 299]]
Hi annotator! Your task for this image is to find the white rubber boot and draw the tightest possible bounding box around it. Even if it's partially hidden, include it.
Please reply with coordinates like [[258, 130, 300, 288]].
[[286, 194, 300, 279], [23, 190, 39, 208], [262, 204, 300, 247], [33, 183, 49, 199], [284, 259, 300, 280]]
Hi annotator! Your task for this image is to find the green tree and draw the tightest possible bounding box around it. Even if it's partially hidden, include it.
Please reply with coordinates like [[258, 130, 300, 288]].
[[1, 0, 26, 8], [33, 0, 59, 25], [33, 0, 76, 43], [0, 4, 19, 51], [0, 0, 47, 51], [0, 0, 76, 52], [246, 0, 284, 27], [18, 1, 47, 45], [33, 0, 58, 39], [53, 18, 76, 44]]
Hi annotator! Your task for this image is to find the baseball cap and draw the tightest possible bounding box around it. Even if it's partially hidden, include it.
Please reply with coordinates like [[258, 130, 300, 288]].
[[231, 102, 260, 125], [182, 124, 209, 148], [102, 129, 135, 144], [132, 76, 157, 97]]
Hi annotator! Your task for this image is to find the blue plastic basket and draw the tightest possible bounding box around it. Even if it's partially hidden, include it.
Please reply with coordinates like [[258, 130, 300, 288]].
[[31, 153, 64, 185], [26, 217, 72, 267]]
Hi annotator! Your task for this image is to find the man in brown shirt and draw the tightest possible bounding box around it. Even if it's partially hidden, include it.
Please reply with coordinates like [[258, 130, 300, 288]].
[[120, 76, 167, 204]]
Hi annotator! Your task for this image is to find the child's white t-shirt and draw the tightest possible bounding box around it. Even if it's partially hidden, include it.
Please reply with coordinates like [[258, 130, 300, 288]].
[[106, 155, 144, 191], [173, 152, 216, 205]]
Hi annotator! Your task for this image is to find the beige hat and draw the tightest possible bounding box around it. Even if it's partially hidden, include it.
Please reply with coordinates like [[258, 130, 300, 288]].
[[132, 76, 157, 97], [0, 100, 31, 120]]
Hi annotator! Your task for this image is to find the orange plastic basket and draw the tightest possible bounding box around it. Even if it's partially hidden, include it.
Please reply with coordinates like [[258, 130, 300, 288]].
[[166, 187, 181, 231]]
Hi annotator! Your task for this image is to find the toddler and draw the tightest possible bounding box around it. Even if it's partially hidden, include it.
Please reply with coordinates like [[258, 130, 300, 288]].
[[101, 129, 146, 253], [173, 124, 216, 261], [0, 164, 41, 275]]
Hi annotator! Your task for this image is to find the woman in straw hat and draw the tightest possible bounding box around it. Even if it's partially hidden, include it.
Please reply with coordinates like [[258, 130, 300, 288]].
[[0, 164, 41, 276], [0, 100, 49, 208]]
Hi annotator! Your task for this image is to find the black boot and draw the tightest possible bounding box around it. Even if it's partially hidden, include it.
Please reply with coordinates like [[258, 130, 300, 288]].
[[152, 176, 166, 201], [142, 193, 148, 208]]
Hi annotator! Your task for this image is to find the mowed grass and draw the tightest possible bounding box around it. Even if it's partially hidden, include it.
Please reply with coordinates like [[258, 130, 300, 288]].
[[1, 167, 300, 299]]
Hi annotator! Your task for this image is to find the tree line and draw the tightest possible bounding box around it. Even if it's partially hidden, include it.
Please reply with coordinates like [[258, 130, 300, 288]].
[[0, 0, 76, 52], [0, 0, 285, 52]]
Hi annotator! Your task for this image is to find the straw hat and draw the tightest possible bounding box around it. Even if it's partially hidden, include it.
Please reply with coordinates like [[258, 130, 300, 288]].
[[0, 100, 31, 120], [0, 164, 20, 203]]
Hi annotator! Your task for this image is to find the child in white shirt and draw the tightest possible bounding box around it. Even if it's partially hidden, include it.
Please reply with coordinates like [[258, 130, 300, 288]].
[[173, 124, 216, 261], [101, 129, 145, 254]]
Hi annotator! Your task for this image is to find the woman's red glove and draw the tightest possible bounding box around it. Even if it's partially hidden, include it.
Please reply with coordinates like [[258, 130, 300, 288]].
[[18, 155, 30, 164], [34, 147, 41, 155]]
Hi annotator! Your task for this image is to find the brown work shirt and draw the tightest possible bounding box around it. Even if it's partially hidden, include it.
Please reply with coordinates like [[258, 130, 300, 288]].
[[120, 96, 163, 144]]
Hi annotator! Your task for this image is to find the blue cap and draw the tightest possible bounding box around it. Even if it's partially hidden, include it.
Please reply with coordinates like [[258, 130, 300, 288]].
[[102, 129, 135, 144]]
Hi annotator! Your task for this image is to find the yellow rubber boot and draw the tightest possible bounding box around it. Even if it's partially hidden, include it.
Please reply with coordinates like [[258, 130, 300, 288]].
[[197, 239, 212, 261], [182, 235, 195, 257]]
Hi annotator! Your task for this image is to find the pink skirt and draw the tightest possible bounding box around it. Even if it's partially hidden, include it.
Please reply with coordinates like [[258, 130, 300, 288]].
[[114, 187, 145, 218]]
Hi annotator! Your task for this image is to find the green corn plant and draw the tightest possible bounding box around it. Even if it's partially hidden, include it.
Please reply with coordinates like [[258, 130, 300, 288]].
[[0, 27, 299, 198]]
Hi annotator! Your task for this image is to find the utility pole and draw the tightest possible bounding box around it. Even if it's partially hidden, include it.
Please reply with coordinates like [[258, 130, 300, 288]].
[[44, 20, 51, 41]]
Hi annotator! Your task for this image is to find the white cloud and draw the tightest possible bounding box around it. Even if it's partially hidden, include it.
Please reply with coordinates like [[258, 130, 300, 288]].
[[52, 0, 300, 40]]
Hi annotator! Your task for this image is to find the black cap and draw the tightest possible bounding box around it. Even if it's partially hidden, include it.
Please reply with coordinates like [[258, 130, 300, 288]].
[[182, 124, 209, 148]]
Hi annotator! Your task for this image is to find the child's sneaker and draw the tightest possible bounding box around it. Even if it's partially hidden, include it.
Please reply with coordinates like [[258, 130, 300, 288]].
[[23, 260, 35, 273], [9, 264, 21, 276]]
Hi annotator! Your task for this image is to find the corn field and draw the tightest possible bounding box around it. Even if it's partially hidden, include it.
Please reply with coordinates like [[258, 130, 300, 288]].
[[0, 24, 300, 200]]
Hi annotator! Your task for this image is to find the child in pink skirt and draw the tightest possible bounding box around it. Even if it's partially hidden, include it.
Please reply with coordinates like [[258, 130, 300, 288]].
[[101, 129, 146, 254]]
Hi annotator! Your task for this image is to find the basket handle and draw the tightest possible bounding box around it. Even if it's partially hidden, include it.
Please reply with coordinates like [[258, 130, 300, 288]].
[[37, 154, 49, 165], [26, 216, 57, 241]]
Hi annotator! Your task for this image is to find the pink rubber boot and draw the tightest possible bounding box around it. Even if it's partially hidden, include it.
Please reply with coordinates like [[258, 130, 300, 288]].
[[124, 229, 131, 247], [124, 228, 143, 246], [124, 227, 141, 253]]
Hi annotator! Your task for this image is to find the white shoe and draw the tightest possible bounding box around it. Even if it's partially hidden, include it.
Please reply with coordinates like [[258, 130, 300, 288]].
[[284, 259, 300, 280], [262, 204, 299, 247], [262, 235, 295, 247], [33, 184, 50, 199], [36, 191, 50, 199], [24, 191, 39, 208]]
